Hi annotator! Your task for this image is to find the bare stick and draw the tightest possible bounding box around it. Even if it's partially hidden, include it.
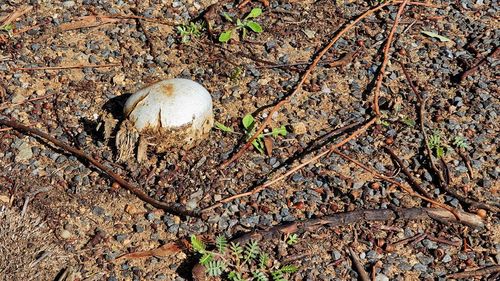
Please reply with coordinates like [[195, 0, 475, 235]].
[[373, 0, 409, 115], [0, 117, 197, 217], [447, 265, 500, 279], [12, 63, 121, 71], [1, 5, 32, 26], [384, 146, 432, 198], [221, 1, 434, 168], [349, 247, 370, 281], [458, 46, 499, 83], [231, 207, 482, 246]]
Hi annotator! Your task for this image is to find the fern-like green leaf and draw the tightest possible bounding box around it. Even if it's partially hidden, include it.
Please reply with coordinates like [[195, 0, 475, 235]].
[[253, 270, 269, 281], [205, 260, 225, 277], [259, 252, 270, 269], [199, 253, 213, 265], [230, 242, 244, 259], [216, 235, 228, 254], [280, 265, 298, 273], [271, 270, 285, 281], [453, 136, 469, 149], [191, 235, 206, 253], [228, 271, 245, 281], [244, 240, 260, 263]]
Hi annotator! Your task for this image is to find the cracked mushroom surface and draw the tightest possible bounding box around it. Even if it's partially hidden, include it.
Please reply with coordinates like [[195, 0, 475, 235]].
[[116, 78, 214, 162]]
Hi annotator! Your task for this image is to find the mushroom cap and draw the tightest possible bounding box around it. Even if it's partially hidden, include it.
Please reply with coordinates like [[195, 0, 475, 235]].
[[124, 78, 213, 131]]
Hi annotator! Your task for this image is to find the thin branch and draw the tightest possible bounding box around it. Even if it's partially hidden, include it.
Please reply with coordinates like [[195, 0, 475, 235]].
[[349, 247, 370, 281], [0, 117, 197, 217], [231, 207, 483, 246], [447, 265, 500, 279], [384, 146, 432, 198], [458, 46, 499, 83], [12, 63, 121, 71], [373, 0, 409, 115]]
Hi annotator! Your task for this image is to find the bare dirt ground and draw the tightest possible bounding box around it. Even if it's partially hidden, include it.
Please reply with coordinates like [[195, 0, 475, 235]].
[[0, 0, 498, 280]]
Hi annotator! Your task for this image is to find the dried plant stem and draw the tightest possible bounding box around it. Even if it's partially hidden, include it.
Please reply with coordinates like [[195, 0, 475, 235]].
[[373, 0, 409, 115], [12, 63, 121, 71], [0, 117, 197, 217]]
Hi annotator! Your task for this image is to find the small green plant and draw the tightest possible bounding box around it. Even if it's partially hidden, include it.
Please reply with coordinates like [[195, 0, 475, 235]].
[[191, 235, 299, 280], [214, 114, 287, 154], [0, 23, 14, 36], [452, 136, 469, 149], [286, 234, 299, 245], [219, 8, 264, 43], [176, 21, 205, 43], [428, 131, 446, 158], [242, 114, 287, 154], [401, 116, 416, 127]]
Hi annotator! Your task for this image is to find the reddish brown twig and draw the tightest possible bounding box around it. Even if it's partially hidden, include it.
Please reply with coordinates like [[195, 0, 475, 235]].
[[447, 265, 500, 279], [384, 146, 432, 198], [238, 0, 269, 9], [221, 1, 429, 169], [349, 247, 370, 281], [0, 117, 197, 217], [0, 5, 32, 26], [0, 93, 54, 111], [12, 63, 121, 71], [458, 46, 499, 83], [373, 0, 409, 115]]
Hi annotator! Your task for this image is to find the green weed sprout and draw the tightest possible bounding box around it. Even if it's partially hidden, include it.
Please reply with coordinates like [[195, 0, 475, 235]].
[[452, 136, 469, 149], [219, 8, 263, 43], [176, 21, 204, 43], [190, 235, 299, 280], [428, 131, 446, 158], [215, 114, 287, 154], [0, 23, 14, 37]]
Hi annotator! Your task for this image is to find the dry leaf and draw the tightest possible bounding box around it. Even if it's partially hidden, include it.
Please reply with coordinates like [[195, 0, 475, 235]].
[[263, 137, 273, 156], [58, 16, 121, 32], [115, 242, 181, 261]]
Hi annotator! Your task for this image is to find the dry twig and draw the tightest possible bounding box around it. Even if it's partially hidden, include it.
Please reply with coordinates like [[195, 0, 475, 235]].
[[0, 117, 196, 217], [348, 247, 370, 281], [12, 63, 121, 71], [447, 265, 500, 279]]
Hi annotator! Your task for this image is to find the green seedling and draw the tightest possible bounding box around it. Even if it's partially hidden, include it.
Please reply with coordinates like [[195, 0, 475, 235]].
[[191, 234, 299, 280], [428, 131, 447, 158], [215, 115, 287, 154], [452, 136, 469, 149], [402, 116, 416, 127], [242, 114, 287, 154], [176, 21, 205, 43], [219, 8, 263, 43], [0, 23, 14, 36], [286, 234, 299, 245]]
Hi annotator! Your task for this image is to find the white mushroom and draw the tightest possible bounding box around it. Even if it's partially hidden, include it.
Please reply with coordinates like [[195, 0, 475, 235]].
[[116, 78, 213, 162]]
